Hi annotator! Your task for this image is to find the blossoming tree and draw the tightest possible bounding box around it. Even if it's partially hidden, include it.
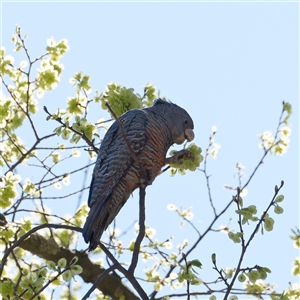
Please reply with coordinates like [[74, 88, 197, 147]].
[[0, 27, 299, 300]]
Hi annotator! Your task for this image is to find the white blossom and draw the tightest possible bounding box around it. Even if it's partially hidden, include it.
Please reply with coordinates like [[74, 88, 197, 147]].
[[167, 204, 177, 211]]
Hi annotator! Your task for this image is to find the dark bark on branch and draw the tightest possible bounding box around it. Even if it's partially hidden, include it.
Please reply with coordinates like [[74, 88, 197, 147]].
[[19, 233, 140, 300], [129, 186, 146, 274]]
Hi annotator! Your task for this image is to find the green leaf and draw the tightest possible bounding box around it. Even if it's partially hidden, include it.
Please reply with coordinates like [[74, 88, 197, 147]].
[[0, 193, 13, 209], [33, 277, 45, 290], [258, 269, 267, 280], [238, 196, 243, 207], [61, 128, 72, 140], [279, 295, 291, 300], [235, 209, 250, 217], [190, 259, 202, 269], [77, 74, 91, 91], [178, 272, 185, 283], [0, 279, 14, 297], [58, 230, 72, 247], [0, 47, 5, 56], [264, 217, 275, 232], [191, 277, 202, 285], [128, 241, 135, 251], [71, 264, 83, 275], [238, 273, 246, 282], [263, 267, 271, 273], [283, 102, 292, 115], [292, 259, 300, 276], [53, 126, 62, 136], [70, 133, 81, 144], [38, 267, 47, 277], [250, 216, 259, 222], [57, 258, 67, 268], [0, 229, 14, 241], [182, 272, 194, 281], [228, 232, 241, 243], [20, 273, 35, 289], [211, 253, 216, 264], [142, 82, 157, 107], [67, 97, 83, 115], [62, 270, 73, 282], [275, 195, 284, 203], [46, 260, 57, 271], [274, 205, 284, 214], [169, 144, 203, 173], [247, 205, 257, 214], [100, 82, 143, 117], [83, 123, 96, 141], [51, 152, 60, 164], [248, 270, 260, 283], [70, 256, 79, 265], [22, 219, 32, 231]]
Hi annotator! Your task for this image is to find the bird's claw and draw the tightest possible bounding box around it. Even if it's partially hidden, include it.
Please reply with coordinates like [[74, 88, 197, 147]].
[[165, 149, 194, 165]]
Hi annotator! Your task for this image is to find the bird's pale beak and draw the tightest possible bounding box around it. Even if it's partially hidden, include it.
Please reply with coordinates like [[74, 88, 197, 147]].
[[185, 129, 195, 142]]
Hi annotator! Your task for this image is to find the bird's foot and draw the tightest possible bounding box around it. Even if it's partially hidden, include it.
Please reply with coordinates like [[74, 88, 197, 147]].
[[165, 149, 194, 165]]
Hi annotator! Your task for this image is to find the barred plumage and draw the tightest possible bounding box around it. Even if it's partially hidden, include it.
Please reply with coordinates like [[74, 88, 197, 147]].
[[82, 99, 194, 251]]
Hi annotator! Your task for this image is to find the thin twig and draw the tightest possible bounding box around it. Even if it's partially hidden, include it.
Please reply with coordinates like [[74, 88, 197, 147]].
[[82, 265, 117, 300], [43, 106, 99, 154], [150, 198, 234, 299], [129, 186, 146, 274], [212, 259, 230, 288], [7, 133, 56, 174], [223, 181, 284, 300], [241, 104, 286, 191], [28, 258, 75, 300], [199, 133, 217, 216], [98, 242, 148, 300]]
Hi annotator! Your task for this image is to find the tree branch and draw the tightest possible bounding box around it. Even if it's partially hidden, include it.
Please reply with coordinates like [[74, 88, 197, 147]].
[[129, 186, 146, 274], [99, 242, 148, 300], [200, 133, 217, 216], [43, 106, 99, 154], [150, 199, 234, 299], [223, 181, 285, 300]]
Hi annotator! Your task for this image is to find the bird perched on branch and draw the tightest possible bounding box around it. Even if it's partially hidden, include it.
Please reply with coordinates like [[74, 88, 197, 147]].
[[82, 99, 194, 251]]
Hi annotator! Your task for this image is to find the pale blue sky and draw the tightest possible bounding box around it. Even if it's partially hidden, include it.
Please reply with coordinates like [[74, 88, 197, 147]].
[[1, 1, 299, 299]]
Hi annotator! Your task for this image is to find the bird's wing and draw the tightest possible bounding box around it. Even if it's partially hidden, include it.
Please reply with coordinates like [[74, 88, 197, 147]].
[[83, 110, 147, 245]]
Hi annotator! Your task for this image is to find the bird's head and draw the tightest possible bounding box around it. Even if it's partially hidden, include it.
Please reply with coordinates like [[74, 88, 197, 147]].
[[152, 99, 195, 145]]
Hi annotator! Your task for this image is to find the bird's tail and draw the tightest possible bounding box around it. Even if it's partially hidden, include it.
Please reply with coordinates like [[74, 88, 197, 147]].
[[82, 202, 110, 251], [82, 193, 128, 251]]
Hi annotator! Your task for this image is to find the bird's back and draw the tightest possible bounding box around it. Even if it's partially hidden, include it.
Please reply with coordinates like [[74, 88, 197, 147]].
[[82, 99, 194, 251], [82, 108, 172, 250]]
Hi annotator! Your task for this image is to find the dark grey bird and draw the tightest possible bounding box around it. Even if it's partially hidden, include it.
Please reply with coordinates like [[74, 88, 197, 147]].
[[82, 99, 194, 251]]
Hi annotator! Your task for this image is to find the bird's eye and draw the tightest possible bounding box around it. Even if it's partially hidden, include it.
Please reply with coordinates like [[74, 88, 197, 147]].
[[184, 119, 188, 125]]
